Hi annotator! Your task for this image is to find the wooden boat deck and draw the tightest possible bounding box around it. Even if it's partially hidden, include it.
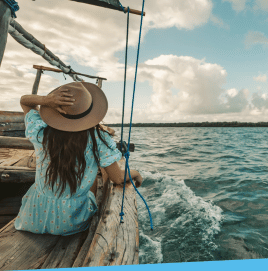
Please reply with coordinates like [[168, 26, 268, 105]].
[[0, 147, 139, 269]]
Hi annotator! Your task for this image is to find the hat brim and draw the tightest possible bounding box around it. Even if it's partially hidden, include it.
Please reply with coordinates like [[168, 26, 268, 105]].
[[39, 82, 108, 132]]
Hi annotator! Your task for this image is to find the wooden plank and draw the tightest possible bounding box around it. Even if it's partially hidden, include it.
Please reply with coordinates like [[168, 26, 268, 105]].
[[0, 223, 60, 271], [32, 69, 42, 95], [12, 155, 36, 168], [33, 65, 107, 81], [81, 158, 139, 266], [0, 148, 18, 162], [0, 1, 11, 66], [0, 166, 35, 171], [0, 216, 17, 228], [0, 136, 34, 150], [0, 172, 106, 269], [40, 231, 89, 269], [0, 169, 35, 183], [0, 111, 24, 123], [0, 149, 34, 166], [73, 176, 105, 267], [0, 197, 21, 215], [0, 122, 25, 132]]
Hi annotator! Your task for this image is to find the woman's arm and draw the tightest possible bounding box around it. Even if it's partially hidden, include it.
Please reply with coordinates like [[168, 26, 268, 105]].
[[20, 95, 46, 116], [20, 89, 75, 116], [103, 161, 143, 188]]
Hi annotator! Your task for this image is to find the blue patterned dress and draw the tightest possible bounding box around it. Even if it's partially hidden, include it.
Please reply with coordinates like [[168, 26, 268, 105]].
[[14, 109, 122, 236]]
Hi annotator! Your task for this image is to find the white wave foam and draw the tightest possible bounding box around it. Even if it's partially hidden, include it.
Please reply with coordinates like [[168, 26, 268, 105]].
[[136, 170, 223, 261]]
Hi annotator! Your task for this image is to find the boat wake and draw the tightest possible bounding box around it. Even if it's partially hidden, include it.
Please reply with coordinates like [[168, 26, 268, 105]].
[[136, 170, 223, 263]]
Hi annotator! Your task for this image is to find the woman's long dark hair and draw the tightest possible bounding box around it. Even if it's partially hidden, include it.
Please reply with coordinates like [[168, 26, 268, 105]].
[[36, 124, 111, 198]]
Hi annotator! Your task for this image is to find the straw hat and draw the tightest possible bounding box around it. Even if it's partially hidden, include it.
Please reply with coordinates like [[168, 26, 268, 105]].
[[39, 82, 108, 132]]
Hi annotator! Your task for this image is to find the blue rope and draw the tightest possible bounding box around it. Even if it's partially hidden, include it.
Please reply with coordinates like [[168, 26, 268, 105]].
[[3, 0, 19, 18], [119, 0, 153, 231], [120, 7, 129, 153]]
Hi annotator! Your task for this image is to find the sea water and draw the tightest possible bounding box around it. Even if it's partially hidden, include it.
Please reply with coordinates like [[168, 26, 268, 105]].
[[112, 127, 268, 263]]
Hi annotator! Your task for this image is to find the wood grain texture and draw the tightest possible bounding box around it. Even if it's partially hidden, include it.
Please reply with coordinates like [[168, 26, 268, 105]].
[[0, 196, 21, 215], [0, 136, 34, 150], [82, 159, 139, 267], [0, 111, 24, 123], [32, 69, 42, 95], [0, 122, 25, 132], [72, 176, 105, 267], [0, 169, 36, 183], [0, 149, 34, 166]]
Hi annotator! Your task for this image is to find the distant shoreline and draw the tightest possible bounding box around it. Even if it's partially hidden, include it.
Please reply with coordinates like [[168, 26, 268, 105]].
[[107, 122, 268, 127]]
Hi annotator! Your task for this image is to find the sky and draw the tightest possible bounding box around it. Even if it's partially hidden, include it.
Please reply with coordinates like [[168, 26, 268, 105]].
[[2, 0, 268, 123]]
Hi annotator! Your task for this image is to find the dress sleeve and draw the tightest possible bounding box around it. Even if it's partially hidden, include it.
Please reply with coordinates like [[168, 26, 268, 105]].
[[25, 109, 47, 144], [96, 130, 122, 168]]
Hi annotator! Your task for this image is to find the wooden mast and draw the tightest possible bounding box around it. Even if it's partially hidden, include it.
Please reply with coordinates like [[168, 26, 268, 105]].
[[0, 0, 11, 67]]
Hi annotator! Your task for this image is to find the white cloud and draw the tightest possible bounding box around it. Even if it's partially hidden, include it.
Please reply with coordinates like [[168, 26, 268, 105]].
[[245, 31, 268, 49], [254, 0, 268, 11], [222, 0, 248, 11], [1, 0, 214, 113], [210, 14, 230, 29], [253, 74, 267, 82], [144, 0, 213, 30]]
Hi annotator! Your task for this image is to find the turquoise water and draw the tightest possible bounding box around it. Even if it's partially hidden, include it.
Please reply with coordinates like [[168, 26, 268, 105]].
[[113, 127, 268, 263]]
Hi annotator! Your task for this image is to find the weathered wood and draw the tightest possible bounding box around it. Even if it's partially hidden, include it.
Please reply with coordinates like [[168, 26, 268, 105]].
[[70, 1, 145, 16], [33, 65, 107, 81], [82, 182, 139, 266], [0, 223, 61, 271], [82, 159, 139, 267], [0, 169, 35, 183], [0, 149, 34, 166], [0, 215, 17, 229], [0, 122, 25, 132], [97, 79, 103, 89], [40, 230, 89, 269], [0, 172, 106, 270], [0, 197, 21, 216], [73, 176, 105, 267], [0, 111, 24, 123], [12, 155, 35, 168], [0, 1, 11, 66], [0, 136, 135, 152], [0, 166, 35, 171], [32, 69, 42, 95], [0, 136, 34, 150]]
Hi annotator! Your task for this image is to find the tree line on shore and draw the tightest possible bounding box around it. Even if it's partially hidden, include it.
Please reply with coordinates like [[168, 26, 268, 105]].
[[107, 122, 268, 127]]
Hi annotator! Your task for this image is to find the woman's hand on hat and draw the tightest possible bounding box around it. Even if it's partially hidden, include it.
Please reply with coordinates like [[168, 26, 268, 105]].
[[44, 89, 75, 114]]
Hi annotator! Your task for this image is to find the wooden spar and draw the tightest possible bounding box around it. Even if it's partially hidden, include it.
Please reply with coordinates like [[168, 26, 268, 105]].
[[0, 136, 135, 152], [121, 7, 145, 16], [70, 1, 145, 16], [0, 1, 11, 66], [32, 69, 42, 95], [8, 19, 83, 82], [33, 65, 107, 81]]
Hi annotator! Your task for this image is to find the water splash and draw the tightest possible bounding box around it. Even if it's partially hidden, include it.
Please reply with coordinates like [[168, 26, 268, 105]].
[[137, 170, 223, 263]]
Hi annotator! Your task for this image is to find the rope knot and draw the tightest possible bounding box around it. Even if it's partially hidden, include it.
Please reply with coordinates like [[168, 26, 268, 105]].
[[124, 151, 130, 159], [119, 212, 124, 217]]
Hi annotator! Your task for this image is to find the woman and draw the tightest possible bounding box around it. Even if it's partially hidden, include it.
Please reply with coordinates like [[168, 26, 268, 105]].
[[15, 81, 142, 236]]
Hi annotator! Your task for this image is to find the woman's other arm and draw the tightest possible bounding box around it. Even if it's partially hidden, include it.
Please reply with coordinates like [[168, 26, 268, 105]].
[[103, 162, 143, 188]]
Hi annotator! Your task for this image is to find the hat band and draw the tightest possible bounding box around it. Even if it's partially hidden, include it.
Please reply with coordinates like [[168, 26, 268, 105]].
[[60, 102, 93, 119]]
